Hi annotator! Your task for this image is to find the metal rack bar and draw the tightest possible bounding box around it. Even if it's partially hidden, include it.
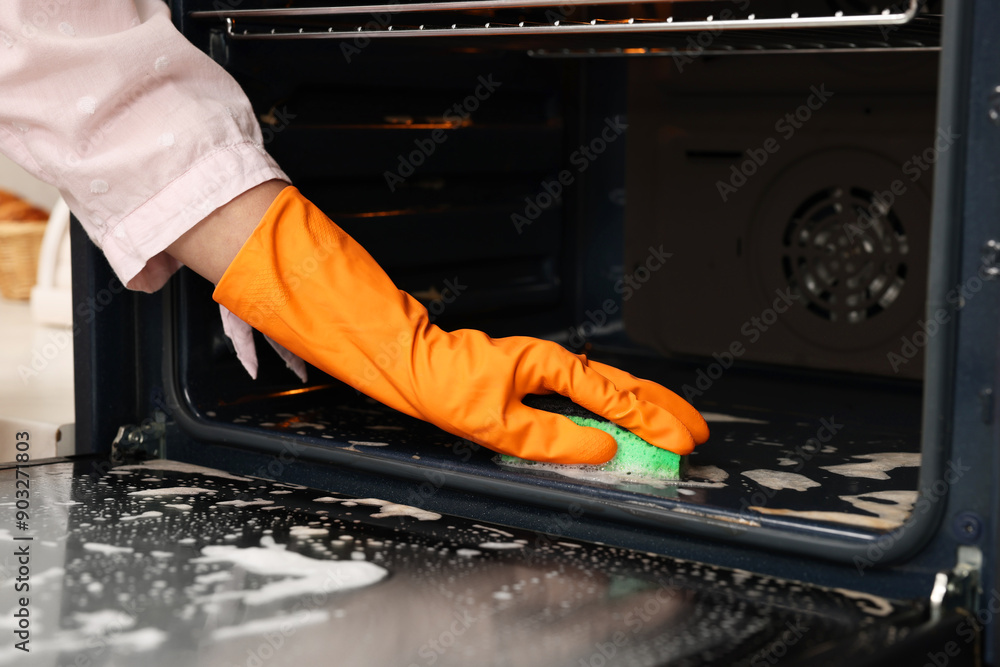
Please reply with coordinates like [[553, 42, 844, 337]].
[[526, 18, 942, 56], [192, 0, 735, 17], [191, 0, 922, 40], [191, 0, 915, 21], [528, 46, 938, 56]]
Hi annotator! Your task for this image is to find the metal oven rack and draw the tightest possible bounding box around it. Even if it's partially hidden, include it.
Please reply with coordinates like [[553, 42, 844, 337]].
[[189, 0, 940, 53]]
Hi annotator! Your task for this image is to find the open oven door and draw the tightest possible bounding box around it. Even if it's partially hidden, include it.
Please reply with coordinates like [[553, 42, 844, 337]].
[[10, 0, 995, 664]]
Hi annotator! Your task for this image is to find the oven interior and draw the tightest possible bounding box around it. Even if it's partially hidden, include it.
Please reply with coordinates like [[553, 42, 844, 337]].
[[156, 0, 952, 572]]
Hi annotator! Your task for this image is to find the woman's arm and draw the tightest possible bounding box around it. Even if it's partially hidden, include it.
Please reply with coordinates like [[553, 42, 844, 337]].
[[166, 179, 287, 285], [0, 0, 288, 292]]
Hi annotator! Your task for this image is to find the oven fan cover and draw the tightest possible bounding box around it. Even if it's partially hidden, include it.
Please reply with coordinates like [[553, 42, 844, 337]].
[[748, 148, 930, 353]]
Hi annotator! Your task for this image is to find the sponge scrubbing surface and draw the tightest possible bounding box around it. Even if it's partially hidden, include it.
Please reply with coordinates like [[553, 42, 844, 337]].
[[562, 415, 687, 479], [500, 395, 688, 480]]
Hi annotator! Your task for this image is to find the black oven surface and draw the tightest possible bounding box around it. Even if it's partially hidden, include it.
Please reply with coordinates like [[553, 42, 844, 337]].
[[166, 260, 927, 567], [183, 356, 922, 547], [61, 0, 1000, 663], [157, 29, 935, 565], [6, 458, 963, 667]]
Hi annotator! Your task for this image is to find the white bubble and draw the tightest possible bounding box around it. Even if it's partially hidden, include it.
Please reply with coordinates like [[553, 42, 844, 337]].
[[158, 132, 175, 147], [58, 22, 75, 37], [89, 179, 109, 194], [154, 56, 170, 72], [76, 96, 97, 115]]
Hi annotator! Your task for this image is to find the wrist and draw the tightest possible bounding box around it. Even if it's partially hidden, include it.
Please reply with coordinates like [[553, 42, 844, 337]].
[[166, 179, 289, 284]]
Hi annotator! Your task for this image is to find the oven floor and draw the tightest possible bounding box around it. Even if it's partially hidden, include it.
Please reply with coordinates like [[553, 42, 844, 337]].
[[194, 359, 923, 544], [1, 459, 931, 667]]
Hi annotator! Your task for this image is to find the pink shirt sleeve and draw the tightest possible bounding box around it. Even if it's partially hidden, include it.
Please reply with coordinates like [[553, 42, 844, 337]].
[[0, 0, 289, 292]]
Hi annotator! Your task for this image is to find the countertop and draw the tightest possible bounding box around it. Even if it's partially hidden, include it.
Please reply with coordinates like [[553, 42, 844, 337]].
[[0, 297, 74, 460]]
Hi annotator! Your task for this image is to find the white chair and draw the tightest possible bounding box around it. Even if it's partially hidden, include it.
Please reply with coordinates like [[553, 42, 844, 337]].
[[30, 197, 73, 327]]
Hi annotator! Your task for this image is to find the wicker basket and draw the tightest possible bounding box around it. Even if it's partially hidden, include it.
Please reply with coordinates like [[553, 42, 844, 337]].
[[0, 221, 47, 300]]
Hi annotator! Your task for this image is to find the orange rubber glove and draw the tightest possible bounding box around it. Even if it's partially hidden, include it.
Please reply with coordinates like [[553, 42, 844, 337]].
[[213, 186, 709, 464]]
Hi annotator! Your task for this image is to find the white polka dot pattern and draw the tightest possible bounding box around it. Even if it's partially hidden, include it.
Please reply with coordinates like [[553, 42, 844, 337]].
[[0, 0, 289, 310], [76, 96, 97, 115]]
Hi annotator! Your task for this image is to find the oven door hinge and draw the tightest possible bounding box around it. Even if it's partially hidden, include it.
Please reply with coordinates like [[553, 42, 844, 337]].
[[111, 411, 168, 462], [929, 545, 982, 623]]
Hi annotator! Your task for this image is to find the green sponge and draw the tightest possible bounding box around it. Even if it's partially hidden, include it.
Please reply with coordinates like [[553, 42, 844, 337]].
[[500, 395, 688, 480]]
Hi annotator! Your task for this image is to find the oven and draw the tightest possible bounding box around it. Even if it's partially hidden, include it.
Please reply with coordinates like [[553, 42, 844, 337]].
[[56, 0, 1000, 664]]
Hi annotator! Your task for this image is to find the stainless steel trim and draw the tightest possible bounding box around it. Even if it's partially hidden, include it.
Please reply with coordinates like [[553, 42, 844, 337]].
[[193, 0, 742, 18], [191, 0, 922, 40], [220, 16, 920, 41]]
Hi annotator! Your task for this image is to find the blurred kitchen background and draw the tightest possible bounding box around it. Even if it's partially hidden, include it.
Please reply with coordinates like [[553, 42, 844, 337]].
[[0, 154, 75, 462]]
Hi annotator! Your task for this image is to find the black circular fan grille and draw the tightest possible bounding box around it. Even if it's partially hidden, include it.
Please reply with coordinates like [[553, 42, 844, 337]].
[[781, 186, 909, 324]]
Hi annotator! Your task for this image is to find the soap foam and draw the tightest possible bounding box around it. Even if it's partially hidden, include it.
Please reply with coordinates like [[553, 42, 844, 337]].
[[128, 487, 216, 497], [215, 499, 274, 507], [821, 453, 920, 480], [497, 459, 728, 489], [83, 543, 134, 555], [741, 470, 820, 492], [120, 511, 164, 522], [194, 544, 387, 605], [114, 460, 250, 481], [479, 542, 524, 550], [352, 498, 441, 521]]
